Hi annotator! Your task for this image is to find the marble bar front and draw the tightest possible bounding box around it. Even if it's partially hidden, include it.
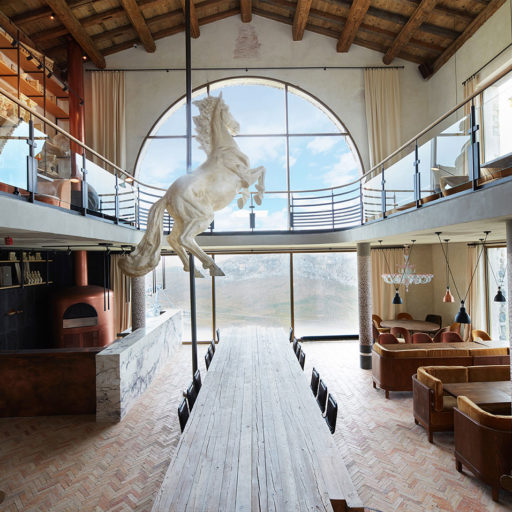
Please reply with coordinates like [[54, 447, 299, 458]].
[[96, 309, 182, 422]]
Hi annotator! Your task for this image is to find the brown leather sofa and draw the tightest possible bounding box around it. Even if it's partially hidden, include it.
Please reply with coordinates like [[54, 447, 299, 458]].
[[412, 365, 510, 443], [372, 342, 510, 398], [455, 396, 512, 502]]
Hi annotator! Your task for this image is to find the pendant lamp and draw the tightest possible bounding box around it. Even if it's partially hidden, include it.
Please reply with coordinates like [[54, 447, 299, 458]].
[[455, 300, 471, 324], [487, 250, 507, 303], [442, 239, 455, 303], [392, 289, 403, 304]]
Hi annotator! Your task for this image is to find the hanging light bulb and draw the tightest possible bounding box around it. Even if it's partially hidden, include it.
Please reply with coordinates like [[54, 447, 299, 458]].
[[392, 289, 403, 304], [455, 300, 471, 324], [494, 286, 506, 302]]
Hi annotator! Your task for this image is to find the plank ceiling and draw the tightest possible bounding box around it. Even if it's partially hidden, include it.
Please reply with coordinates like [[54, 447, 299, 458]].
[[0, 0, 505, 78]]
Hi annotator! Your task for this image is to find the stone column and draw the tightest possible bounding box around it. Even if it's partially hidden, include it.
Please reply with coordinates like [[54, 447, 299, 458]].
[[506, 221, 512, 382], [131, 275, 146, 331], [357, 242, 372, 369]]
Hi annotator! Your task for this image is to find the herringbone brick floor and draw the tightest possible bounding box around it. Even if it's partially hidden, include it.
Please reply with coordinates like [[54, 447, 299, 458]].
[[0, 341, 510, 512]]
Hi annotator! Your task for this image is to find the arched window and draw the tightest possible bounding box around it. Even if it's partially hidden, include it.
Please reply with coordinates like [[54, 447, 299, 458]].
[[135, 78, 363, 231]]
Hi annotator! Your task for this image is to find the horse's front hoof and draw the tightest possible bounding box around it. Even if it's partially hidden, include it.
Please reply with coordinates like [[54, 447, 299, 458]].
[[237, 197, 245, 209], [194, 269, 205, 278], [210, 267, 225, 277], [254, 194, 262, 206]]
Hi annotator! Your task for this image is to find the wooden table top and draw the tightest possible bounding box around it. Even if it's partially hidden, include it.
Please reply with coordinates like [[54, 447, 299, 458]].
[[443, 381, 512, 407], [381, 319, 440, 332], [151, 327, 363, 512]]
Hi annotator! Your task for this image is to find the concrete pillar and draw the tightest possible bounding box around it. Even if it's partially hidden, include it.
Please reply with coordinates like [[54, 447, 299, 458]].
[[131, 275, 146, 331], [506, 221, 512, 385], [357, 242, 372, 369]]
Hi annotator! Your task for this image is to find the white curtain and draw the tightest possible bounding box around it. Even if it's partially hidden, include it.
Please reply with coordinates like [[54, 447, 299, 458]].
[[465, 244, 486, 341], [85, 71, 126, 169], [371, 248, 407, 321], [364, 69, 401, 168]]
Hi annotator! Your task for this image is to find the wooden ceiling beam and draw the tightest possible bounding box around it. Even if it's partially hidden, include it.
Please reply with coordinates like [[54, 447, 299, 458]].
[[43, 0, 106, 68], [422, 0, 505, 78], [240, 0, 252, 22], [382, 0, 438, 64], [119, 0, 156, 52], [336, 0, 371, 52], [179, 0, 200, 38], [292, 0, 313, 41], [0, 9, 42, 51], [12, 0, 90, 25]]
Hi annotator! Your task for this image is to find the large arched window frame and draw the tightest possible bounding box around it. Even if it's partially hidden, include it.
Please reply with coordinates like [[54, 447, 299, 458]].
[[135, 77, 364, 231]]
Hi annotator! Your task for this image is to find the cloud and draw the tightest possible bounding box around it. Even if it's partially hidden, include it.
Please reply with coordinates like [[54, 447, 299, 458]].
[[321, 150, 361, 188], [306, 137, 338, 154], [214, 202, 288, 231]]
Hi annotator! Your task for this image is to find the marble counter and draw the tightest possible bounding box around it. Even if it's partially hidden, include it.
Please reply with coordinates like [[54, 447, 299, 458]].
[[96, 309, 182, 422]]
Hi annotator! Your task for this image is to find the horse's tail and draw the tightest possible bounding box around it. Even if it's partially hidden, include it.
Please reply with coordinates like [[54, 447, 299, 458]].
[[118, 196, 167, 277]]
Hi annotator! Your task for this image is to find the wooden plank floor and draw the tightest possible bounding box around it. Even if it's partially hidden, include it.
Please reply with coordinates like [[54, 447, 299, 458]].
[[151, 327, 363, 512]]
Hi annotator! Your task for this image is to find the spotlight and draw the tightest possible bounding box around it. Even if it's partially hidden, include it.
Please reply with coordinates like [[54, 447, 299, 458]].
[[10, 39, 17, 47], [67, 247, 72, 256], [37, 62, 43, 70], [79, 98, 84, 106], [47, 71, 53, 79], [26, 54, 33, 61], [82, 55, 87, 61], [50, 12, 55, 20], [62, 84, 68, 92]]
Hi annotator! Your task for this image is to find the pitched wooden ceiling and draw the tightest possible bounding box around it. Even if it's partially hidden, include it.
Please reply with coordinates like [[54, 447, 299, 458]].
[[0, 0, 505, 78]]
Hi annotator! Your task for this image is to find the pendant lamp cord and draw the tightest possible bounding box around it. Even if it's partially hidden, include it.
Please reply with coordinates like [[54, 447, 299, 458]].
[[462, 232, 489, 303], [397, 240, 415, 288], [444, 240, 450, 287], [487, 251, 503, 287], [437, 232, 463, 301], [379, 240, 395, 283]]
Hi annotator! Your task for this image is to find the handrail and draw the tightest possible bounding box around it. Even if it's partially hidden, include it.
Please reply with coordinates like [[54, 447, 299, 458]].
[[1, 59, 511, 199]]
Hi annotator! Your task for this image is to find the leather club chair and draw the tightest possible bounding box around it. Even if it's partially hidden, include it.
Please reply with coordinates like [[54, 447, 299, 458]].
[[390, 326, 411, 343]]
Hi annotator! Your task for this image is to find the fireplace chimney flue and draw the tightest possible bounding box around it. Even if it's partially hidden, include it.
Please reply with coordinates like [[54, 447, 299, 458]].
[[74, 250, 88, 287]]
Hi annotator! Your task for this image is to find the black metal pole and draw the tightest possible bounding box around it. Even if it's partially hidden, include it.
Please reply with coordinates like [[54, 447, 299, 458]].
[[185, 0, 198, 375]]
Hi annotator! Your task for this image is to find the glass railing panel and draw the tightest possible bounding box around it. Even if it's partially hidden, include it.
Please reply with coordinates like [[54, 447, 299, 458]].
[[481, 73, 512, 175], [253, 193, 288, 231], [382, 145, 416, 211], [362, 169, 382, 222], [0, 98, 30, 191]]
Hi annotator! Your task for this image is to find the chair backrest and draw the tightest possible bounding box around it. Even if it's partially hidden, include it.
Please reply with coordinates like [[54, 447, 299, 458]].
[[210, 339, 216, 354], [186, 381, 198, 411], [412, 332, 432, 344], [208, 344, 214, 361], [425, 314, 442, 327], [216, 328, 220, 342], [396, 312, 413, 320], [372, 323, 380, 343], [325, 394, 338, 434], [292, 338, 298, 354], [299, 349, 305, 370], [378, 333, 399, 345], [178, 398, 189, 433], [390, 326, 411, 343], [310, 367, 320, 396], [472, 329, 491, 341], [295, 342, 302, 359], [317, 379, 328, 414], [193, 369, 202, 394], [441, 331, 464, 343], [432, 327, 448, 343], [372, 314, 383, 327], [449, 322, 461, 333], [205, 350, 212, 370]]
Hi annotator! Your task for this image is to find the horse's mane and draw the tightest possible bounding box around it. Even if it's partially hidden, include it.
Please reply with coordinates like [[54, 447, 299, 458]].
[[193, 95, 222, 156]]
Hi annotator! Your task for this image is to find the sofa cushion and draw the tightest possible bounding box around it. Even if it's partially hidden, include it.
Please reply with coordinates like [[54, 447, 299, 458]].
[[468, 365, 511, 382], [427, 366, 468, 383], [457, 396, 512, 430], [373, 343, 427, 358], [443, 395, 458, 411], [469, 347, 509, 357]]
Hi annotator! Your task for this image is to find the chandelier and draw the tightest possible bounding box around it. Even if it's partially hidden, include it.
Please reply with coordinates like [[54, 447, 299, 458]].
[[381, 244, 434, 292]]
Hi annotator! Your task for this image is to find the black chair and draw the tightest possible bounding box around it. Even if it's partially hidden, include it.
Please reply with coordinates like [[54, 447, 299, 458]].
[[178, 398, 189, 433], [292, 338, 298, 354], [325, 394, 338, 434], [425, 314, 442, 328], [210, 339, 216, 355], [289, 327, 294, 342], [298, 349, 305, 370], [310, 367, 320, 396], [205, 350, 212, 370], [193, 369, 202, 394], [186, 381, 198, 411], [216, 328, 220, 342], [295, 342, 302, 359], [317, 379, 328, 414]]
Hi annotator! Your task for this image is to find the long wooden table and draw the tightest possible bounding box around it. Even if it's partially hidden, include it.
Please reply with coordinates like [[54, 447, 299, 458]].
[[444, 381, 512, 407], [381, 319, 439, 333], [151, 327, 363, 512]]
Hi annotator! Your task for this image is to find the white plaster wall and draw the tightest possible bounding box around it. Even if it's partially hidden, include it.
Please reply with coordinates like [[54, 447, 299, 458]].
[[426, 2, 512, 123], [102, 15, 429, 175]]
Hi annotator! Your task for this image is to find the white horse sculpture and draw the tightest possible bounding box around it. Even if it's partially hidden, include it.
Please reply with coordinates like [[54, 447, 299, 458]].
[[119, 94, 266, 278]]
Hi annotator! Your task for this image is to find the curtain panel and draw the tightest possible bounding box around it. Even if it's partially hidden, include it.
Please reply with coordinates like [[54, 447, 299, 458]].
[[371, 247, 407, 321], [364, 69, 401, 169], [85, 71, 126, 169], [465, 244, 486, 341], [110, 254, 132, 335]]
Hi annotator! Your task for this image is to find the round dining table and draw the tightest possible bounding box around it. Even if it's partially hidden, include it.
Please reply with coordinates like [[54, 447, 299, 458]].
[[381, 319, 440, 333]]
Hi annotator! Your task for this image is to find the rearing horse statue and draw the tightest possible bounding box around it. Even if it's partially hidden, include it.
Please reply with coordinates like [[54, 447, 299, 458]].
[[119, 94, 266, 278]]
